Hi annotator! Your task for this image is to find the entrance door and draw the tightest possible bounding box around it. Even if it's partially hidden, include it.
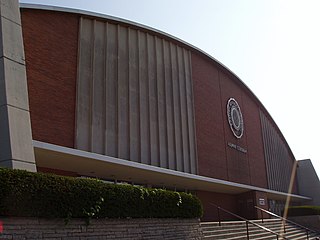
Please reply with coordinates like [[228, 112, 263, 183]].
[[237, 192, 256, 219]]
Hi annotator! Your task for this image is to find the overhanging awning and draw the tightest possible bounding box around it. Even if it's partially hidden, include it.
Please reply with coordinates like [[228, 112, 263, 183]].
[[33, 140, 310, 202]]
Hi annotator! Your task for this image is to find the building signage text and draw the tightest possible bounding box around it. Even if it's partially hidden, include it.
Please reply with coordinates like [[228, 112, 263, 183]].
[[227, 142, 247, 154]]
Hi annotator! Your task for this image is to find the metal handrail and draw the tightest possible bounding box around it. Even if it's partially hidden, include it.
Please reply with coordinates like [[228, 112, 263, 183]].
[[255, 205, 320, 240], [209, 203, 288, 240]]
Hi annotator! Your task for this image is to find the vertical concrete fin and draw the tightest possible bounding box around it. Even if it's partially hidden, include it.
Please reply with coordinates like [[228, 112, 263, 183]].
[[105, 23, 118, 157], [148, 34, 159, 167], [185, 49, 196, 174], [156, 37, 167, 169], [117, 25, 129, 159], [177, 46, 189, 173], [260, 110, 294, 193], [75, 17, 92, 151], [76, 17, 198, 174], [138, 31, 150, 165], [128, 28, 140, 162], [0, 0, 36, 171], [91, 20, 105, 154], [163, 40, 176, 170]]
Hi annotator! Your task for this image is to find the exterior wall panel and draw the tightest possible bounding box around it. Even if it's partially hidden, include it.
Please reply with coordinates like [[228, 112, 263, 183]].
[[186, 51, 197, 174], [117, 25, 129, 159], [138, 31, 150, 165], [219, 71, 250, 185], [21, 10, 78, 148], [76, 17, 197, 174], [128, 28, 140, 162], [242, 95, 268, 188], [76, 18, 93, 151], [196, 191, 237, 221], [163, 40, 176, 170], [193, 52, 268, 188], [147, 34, 159, 167], [156, 38, 167, 169], [171, 43, 183, 171], [192, 53, 228, 180], [21, 8, 298, 195], [105, 23, 118, 157], [260, 111, 297, 193], [91, 20, 106, 155]]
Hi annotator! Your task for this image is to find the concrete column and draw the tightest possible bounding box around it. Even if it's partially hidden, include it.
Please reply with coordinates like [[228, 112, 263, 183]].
[[0, 0, 36, 171]]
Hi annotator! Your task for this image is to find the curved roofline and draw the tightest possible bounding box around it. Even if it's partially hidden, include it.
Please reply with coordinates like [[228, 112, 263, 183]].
[[19, 3, 295, 159]]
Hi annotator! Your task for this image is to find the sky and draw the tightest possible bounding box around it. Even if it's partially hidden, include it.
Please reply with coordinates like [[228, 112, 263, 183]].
[[19, 0, 320, 177]]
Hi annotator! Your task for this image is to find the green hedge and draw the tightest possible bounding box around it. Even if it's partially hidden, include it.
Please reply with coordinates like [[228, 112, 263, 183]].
[[286, 205, 320, 216], [0, 168, 203, 220]]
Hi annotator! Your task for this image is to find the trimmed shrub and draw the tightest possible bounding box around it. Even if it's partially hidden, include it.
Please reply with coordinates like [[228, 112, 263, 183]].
[[286, 205, 320, 216], [0, 168, 203, 220]]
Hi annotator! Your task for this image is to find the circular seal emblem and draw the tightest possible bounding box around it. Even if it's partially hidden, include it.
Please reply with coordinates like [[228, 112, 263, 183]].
[[227, 98, 244, 138]]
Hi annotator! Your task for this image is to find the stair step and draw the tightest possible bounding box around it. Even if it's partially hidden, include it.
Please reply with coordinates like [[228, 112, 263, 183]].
[[201, 219, 320, 240], [203, 228, 278, 239]]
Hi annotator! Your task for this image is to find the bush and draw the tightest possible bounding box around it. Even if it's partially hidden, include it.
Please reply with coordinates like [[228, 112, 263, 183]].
[[0, 168, 203, 220], [286, 205, 320, 216]]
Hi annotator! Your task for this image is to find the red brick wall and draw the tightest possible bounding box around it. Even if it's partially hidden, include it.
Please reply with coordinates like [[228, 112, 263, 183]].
[[196, 191, 237, 221], [242, 95, 268, 188], [20, 8, 296, 194], [196, 190, 270, 221], [192, 53, 228, 181], [21, 9, 78, 148], [192, 52, 268, 188], [219, 71, 251, 185]]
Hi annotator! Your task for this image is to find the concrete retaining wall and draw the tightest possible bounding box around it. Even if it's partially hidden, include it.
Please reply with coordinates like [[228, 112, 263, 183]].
[[0, 217, 202, 239]]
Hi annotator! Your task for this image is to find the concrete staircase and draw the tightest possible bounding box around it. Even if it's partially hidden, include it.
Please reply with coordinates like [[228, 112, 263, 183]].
[[201, 218, 320, 239]]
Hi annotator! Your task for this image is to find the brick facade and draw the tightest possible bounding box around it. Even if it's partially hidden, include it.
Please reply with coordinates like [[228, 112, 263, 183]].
[[18, 7, 300, 221], [21, 9, 78, 148], [192, 52, 268, 188], [196, 191, 238, 221], [20, 8, 297, 192]]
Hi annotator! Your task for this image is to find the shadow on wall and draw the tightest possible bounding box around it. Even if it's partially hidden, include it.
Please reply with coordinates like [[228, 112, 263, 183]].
[[297, 159, 320, 205]]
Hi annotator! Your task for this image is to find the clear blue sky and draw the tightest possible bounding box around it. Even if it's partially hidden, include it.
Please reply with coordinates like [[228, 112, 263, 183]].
[[19, 0, 320, 177]]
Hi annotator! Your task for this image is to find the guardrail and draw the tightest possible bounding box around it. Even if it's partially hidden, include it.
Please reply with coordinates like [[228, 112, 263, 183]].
[[255, 205, 320, 240], [210, 203, 288, 240]]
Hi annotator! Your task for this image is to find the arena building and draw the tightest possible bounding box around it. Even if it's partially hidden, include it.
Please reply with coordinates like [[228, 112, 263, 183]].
[[1, 1, 319, 220]]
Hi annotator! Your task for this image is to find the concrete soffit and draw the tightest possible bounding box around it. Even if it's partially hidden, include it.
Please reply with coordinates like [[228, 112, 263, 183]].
[[33, 140, 310, 202]]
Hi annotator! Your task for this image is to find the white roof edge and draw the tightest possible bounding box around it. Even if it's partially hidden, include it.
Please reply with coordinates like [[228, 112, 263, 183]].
[[33, 140, 309, 200]]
